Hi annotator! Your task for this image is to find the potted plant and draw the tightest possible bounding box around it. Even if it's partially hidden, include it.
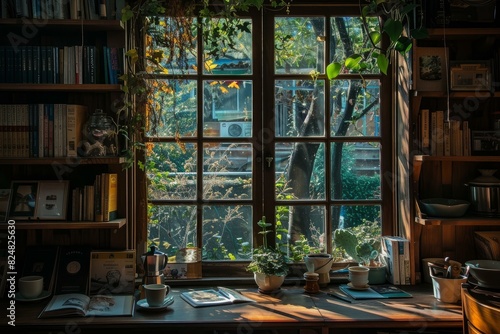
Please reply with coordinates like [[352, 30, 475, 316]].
[[333, 228, 387, 284], [247, 216, 289, 293]]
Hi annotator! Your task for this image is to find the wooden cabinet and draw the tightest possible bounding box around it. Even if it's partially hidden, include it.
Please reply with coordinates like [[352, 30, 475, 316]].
[[410, 27, 500, 283], [0, 18, 132, 251]]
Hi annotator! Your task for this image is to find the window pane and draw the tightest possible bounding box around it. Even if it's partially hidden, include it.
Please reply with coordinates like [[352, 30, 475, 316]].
[[330, 142, 381, 200], [276, 205, 326, 254], [147, 80, 197, 137], [148, 205, 198, 256], [275, 80, 325, 137], [203, 18, 252, 75], [203, 80, 253, 125], [330, 16, 380, 74], [203, 143, 252, 200], [275, 17, 325, 74], [330, 79, 380, 137], [146, 17, 197, 75], [202, 205, 252, 260], [147, 143, 197, 200], [275, 142, 325, 200]]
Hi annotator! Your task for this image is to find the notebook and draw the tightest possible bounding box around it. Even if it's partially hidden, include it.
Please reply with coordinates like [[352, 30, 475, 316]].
[[339, 284, 412, 300]]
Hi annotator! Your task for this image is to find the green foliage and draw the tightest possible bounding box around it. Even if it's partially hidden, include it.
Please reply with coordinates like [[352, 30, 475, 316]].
[[247, 216, 289, 276], [327, 0, 427, 79], [333, 220, 381, 265]]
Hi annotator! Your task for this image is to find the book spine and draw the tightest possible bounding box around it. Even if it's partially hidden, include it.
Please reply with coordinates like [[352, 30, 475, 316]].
[[66, 104, 87, 157], [420, 109, 430, 154], [435, 110, 444, 156], [381, 237, 400, 285], [430, 111, 437, 155]]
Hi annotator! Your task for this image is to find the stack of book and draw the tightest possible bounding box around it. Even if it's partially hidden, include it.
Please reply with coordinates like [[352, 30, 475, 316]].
[[0, 104, 87, 158], [419, 109, 471, 156], [71, 173, 118, 222], [380, 236, 410, 285]]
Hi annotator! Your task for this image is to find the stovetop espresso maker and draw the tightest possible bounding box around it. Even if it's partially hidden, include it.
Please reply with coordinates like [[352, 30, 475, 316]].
[[141, 245, 167, 284]]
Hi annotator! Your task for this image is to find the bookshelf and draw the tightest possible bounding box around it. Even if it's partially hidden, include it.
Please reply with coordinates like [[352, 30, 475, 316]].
[[410, 26, 500, 283], [0, 3, 132, 251]]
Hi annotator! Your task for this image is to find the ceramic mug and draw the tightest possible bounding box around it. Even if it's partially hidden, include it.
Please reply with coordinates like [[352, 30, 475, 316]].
[[348, 266, 370, 288], [143, 283, 171, 307], [18, 276, 44, 299]]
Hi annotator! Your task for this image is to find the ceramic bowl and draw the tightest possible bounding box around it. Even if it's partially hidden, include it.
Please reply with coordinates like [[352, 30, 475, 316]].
[[465, 259, 500, 289], [419, 198, 470, 218]]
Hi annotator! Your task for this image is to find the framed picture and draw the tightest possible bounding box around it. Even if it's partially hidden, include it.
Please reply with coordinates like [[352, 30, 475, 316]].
[[0, 189, 11, 222], [8, 181, 38, 220], [35, 181, 69, 220], [413, 47, 449, 92]]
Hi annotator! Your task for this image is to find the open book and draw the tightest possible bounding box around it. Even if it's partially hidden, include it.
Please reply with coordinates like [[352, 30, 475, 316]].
[[181, 287, 255, 307], [339, 284, 412, 300], [38, 293, 135, 318]]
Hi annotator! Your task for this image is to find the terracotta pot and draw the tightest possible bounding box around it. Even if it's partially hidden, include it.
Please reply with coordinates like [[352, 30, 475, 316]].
[[254, 272, 285, 293]]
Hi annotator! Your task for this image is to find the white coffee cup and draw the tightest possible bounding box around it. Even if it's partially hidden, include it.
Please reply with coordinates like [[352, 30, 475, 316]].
[[348, 266, 370, 288], [143, 283, 171, 307], [18, 276, 44, 299]]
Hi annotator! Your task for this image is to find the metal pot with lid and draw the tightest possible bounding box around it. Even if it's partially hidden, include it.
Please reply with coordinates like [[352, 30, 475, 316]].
[[466, 169, 500, 217]]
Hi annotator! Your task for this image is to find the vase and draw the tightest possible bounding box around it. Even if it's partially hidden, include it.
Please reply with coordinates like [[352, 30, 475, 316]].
[[253, 272, 285, 293]]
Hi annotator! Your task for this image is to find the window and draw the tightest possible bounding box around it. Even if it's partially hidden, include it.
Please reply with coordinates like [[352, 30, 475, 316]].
[[144, 5, 393, 270]]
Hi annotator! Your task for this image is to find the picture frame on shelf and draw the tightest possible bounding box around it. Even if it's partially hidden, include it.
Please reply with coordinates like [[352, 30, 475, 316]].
[[413, 47, 449, 92], [7, 181, 38, 220], [35, 181, 69, 220]]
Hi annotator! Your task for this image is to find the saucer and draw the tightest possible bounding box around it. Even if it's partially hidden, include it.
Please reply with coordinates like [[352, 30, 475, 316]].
[[347, 283, 370, 290], [15, 290, 51, 302], [136, 295, 174, 311]]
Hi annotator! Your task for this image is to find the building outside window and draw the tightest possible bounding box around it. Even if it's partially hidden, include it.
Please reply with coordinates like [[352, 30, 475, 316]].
[[144, 5, 393, 271]]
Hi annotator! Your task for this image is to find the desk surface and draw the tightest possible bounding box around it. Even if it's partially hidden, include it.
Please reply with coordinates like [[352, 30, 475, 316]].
[[2, 284, 464, 334]]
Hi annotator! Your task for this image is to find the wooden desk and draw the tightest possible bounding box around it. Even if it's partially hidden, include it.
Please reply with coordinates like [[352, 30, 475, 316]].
[[1, 285, 463, 334]]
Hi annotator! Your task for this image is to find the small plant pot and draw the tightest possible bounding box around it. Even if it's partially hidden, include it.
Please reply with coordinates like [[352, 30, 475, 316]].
[[254, 272, 285, 294], [364, 265, 387, 285]]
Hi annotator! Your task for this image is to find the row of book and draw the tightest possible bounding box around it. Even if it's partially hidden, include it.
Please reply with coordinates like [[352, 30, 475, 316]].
[[419, 109, 471, 156], [380, 236, 410, 285], [1, 0, 125, 20], [0, 45, 124, 84], [71, 172, 118, 222], [0, 103, 87, 158]]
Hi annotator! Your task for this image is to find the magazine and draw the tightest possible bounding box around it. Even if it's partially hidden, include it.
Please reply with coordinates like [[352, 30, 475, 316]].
[[38, 293, 135, 318], [181, 287, 256, 308], [339, 284, 412, 300]]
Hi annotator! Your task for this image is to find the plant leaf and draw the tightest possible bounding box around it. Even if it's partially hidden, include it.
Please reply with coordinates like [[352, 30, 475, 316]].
[[410, 27, 428, 39], [345, 54, 362, 70], [377, 53, 389, 75], [326, 62, 341, 80], [369, 31, 381, 45], [395, 36, 412, 54], [383, 18, 403, 43]]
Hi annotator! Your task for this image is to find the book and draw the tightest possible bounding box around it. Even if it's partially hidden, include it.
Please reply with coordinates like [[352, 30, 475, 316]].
[[180, 287, 256, 308], [38, 293, 135, 318], [381, 236, 400, 285], [420, 109, 430, 154], [89, 251, 135, 295], [54, 246, 91, 295], [66, 104, 87, 157], [102, 173, 118, 221], [21, 246, 59, 294], [339, 284, 412, 300]]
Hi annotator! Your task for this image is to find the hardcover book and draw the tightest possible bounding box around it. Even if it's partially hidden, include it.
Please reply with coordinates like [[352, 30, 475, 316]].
[[181, 287, 255, 308], [39, 293, 135, 318], [339, 284, 412, 300], [89, 250, 135, 295], [54, 246, 91, 295]]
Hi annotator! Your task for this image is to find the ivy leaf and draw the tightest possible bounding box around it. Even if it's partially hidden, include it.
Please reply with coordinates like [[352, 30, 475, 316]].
[[377, 53, 389, 75], [410, 27, 429, 39], [383, 18, 403, 43], [326, 62, 341, 80], [395, 36, 413, 54], [345, 54, 362, 70], [121, 5, 133, 22], [369, 31, 381, 45]]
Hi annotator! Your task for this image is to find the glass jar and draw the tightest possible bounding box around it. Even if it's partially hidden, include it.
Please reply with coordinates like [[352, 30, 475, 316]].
[[82, 109, 118, 156]]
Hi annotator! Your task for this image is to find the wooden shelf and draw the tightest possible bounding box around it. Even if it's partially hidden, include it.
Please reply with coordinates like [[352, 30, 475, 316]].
[[0, 157, 126, 165], [1, 218, 126, 230], [415, 215, 500, 226], [414, 155, 500, 163], [0, 84, 122, 92], [0, 19, 124, 31], [412, 91, 500, 98], [426, 28, 500, 38]]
